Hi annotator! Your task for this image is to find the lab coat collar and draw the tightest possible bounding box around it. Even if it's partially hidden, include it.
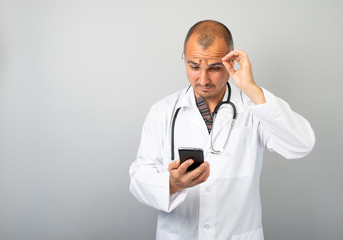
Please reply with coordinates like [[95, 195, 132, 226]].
[[175, 85, 197, 110]]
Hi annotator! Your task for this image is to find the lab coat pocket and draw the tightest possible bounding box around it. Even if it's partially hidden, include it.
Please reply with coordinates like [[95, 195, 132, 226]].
[[211, 127, 252, 179], [231, 226, 264, 240]]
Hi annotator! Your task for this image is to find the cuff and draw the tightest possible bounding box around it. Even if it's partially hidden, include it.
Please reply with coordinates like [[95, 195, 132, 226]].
[[165, 172, 187, 213]]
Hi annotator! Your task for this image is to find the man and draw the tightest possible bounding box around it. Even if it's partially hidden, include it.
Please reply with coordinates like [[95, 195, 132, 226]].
[[129, 20, 315, 240]]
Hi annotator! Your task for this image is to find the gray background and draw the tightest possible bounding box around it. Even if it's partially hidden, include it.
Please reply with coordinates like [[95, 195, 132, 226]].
[[0, 0, 342, 239]]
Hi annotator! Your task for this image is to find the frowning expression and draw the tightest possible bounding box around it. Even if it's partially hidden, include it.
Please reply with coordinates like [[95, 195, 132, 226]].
[[184, 34, 230, 100]]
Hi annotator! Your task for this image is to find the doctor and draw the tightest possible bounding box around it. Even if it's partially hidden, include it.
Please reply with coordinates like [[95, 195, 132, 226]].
[[129, 20, 315, 240]]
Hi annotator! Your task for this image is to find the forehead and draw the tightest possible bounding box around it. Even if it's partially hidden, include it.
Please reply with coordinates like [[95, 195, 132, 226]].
[[185, 34, 229, 58]]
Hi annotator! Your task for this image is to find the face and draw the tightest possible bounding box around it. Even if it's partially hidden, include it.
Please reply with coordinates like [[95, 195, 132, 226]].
[[184, 35, 230, 100]]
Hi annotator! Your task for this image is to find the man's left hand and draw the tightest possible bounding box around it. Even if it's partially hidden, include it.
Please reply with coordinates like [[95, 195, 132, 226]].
[[222, 49, 266, 105]]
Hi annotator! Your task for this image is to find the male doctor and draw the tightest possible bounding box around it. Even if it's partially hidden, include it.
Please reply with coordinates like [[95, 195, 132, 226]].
[[129, 20, 315, 240]]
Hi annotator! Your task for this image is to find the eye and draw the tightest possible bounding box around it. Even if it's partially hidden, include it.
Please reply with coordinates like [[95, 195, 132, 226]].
[[190, 65, 200, 71], [209, 66, 222, 72]]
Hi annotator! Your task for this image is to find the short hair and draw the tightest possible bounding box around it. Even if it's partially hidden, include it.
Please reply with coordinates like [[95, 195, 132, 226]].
[[184, 20, 234, 53]]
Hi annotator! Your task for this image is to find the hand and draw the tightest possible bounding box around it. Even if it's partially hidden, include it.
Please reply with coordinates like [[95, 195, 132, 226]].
[[222, 49, 266, 105], [168, 159, 210, 194]]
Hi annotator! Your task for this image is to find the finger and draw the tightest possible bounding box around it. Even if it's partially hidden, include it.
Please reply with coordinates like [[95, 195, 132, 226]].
[[178, 159, 194, 173], [222, 49, 241, 61], [188, 161, 210, 180], [193, 166, 210, 184], [199, 167, 210, 183], [234, 49, 248, 57], [222, 60, 235, 77], [222, 49, 248, 63], [232, 50, 250, 66], [168, 159, 180, 172]]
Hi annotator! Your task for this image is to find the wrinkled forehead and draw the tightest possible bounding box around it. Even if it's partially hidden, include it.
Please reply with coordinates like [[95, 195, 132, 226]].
[[184, 34, 229, 59], [184, 56, 223, 66]]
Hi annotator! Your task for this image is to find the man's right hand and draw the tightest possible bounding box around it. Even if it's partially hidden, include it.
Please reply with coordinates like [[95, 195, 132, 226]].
[[168, 159, 210, 194]]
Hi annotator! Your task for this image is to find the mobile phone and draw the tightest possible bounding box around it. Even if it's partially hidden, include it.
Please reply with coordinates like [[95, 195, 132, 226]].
[[178, 147, 204, 172]]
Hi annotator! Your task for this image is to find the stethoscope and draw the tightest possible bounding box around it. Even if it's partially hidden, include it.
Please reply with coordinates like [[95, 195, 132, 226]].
[[171, 82, 237, 160]]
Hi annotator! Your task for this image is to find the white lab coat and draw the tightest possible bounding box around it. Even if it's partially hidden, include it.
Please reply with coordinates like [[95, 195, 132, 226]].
[[129, 84, 315, 240]]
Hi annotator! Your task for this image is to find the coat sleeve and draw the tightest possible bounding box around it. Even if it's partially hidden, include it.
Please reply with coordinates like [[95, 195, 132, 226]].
[[247, 88, 315, 159], [129, 104, 187, 212]]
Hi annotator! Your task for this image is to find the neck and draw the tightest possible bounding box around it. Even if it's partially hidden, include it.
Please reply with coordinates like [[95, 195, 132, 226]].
[[196, 87, 226, 114]]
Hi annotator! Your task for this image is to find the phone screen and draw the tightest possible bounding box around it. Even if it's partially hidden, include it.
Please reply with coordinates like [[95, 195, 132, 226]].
[[178, 147, 204, 172]]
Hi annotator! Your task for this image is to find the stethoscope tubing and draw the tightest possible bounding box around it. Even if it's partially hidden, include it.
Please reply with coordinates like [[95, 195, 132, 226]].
[[171, 82, 237, 160]]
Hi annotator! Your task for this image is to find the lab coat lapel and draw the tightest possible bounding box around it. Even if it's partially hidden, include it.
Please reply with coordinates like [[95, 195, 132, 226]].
[[175, 85, 209, 135], [175, 85, 196, 110]]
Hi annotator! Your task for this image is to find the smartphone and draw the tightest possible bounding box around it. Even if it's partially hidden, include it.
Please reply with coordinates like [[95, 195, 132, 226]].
[[178, 147, 204, 172]]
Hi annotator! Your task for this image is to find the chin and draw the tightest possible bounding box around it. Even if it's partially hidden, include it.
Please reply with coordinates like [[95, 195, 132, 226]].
[[198, 91, 216, 99]]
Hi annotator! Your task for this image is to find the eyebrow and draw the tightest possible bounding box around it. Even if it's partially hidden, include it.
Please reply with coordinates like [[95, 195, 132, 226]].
[[186, 59, 223, 67], [208, 62, 223, 67], [187, 60, 200, 66]]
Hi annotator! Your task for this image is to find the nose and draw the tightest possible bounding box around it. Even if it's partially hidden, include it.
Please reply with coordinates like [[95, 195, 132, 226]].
[[198, 68, 210, 86]]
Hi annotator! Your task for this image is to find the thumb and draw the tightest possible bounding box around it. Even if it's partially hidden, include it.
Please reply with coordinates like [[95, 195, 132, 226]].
[[179, 159, 194, 173], [168, 159, 180, 172]]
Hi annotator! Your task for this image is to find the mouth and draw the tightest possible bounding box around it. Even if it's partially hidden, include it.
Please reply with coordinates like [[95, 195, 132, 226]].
[[198, 86, 213, 92]]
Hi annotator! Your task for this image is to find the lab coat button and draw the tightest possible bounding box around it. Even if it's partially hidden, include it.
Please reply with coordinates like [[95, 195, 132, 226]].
[[205, 224, 210, 229], [206, 187, 211, 192]]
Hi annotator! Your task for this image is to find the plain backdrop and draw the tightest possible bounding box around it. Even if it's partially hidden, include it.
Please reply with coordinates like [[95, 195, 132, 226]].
[[0, 0, 342, 239]]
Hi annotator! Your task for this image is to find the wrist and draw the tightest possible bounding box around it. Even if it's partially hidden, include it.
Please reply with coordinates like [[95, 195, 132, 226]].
[[242, 84, 266, 105], [169, 177, 181, 195], [170, 183, 180, 195]]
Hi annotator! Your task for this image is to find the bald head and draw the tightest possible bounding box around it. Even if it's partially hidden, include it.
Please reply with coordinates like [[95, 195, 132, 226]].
[[184, 20, 234, 53]]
